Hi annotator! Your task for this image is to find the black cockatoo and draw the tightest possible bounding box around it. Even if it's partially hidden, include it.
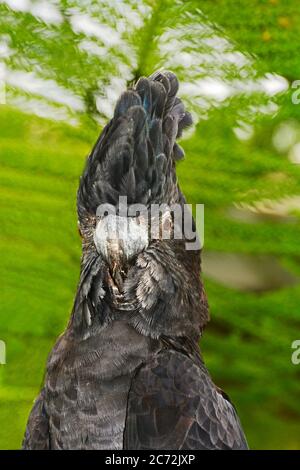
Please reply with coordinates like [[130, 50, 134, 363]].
[[23, 71, 248, 450]]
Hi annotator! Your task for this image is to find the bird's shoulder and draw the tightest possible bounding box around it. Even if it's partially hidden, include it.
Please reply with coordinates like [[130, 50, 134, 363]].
[[124, 348, 248, 450]]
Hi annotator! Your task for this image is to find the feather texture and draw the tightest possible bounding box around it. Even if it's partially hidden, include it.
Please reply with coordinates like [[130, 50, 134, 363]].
[[124, 350, 248, 450], [77, 70, 192, 221], [23, 71, 248, 450]]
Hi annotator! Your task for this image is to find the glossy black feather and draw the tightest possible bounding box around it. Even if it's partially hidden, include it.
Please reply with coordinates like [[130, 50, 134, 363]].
[[124, 350, 248, 450], [23, 70, 248, 451], [23, 390, 49, 450], [77, 70, 192, 219]]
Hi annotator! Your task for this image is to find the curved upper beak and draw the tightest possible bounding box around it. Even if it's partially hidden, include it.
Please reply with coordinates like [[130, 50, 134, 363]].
[[94, 214, 149, 268]]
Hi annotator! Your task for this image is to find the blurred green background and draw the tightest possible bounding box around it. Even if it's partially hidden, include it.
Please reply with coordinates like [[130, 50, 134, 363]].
[[1, 0, 300, 449]]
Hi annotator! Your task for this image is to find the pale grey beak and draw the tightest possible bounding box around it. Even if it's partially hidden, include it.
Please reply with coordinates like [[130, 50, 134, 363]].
[[94, 214, 149, 267]]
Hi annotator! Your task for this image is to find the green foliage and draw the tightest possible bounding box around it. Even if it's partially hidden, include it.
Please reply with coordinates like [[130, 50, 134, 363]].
[[0, 0, 300, 450]]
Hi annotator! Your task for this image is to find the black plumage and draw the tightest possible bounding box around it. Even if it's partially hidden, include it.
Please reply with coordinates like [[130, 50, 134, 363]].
[[23, 70, 248, 450]]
